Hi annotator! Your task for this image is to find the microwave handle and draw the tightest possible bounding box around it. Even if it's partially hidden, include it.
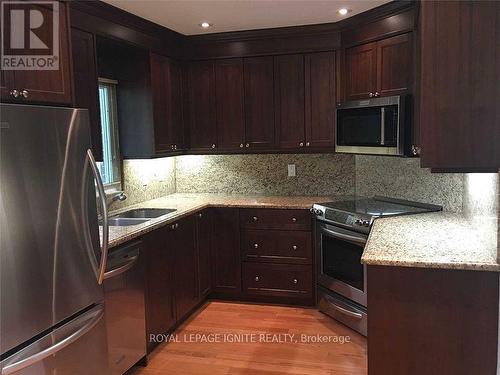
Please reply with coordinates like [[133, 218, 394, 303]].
[[380, 107, 385, 146]]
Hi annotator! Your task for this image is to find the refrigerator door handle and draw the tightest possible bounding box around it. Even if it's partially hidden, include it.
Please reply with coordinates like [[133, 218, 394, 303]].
[[87, 149, 109, 285], [1, 304, 105, 375]]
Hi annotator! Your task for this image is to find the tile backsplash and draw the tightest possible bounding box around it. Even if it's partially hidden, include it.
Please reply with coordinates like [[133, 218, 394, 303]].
[[111, 157, 176, 210], [117, 153, 497, 216], [355, 155, 465, 212], [175, 153, 355, 196]]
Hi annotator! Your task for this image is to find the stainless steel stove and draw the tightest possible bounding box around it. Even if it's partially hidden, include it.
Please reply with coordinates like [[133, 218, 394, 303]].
[[312, 196, 442, 336]]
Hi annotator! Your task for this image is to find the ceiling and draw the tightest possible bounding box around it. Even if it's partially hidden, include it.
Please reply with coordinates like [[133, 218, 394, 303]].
[[102, 0, 392, 35]]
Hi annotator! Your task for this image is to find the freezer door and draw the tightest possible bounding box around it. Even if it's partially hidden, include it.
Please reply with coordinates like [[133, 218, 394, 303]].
[[0, 104, 104, 355], [0, 304, 110, 375]]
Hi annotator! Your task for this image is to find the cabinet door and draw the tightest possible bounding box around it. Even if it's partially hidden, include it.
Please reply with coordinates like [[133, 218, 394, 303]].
[[143, 227, 176, 353], [305, 51, 335, 149], [274, 54, 305, 149], [345, 42, 377, 100], [151, 54, 184, 154], [174, 216, 199, 321], [377, 33, 411, 97], [170, 60, 185, 150], [243, 56, 275, 150], [188, 61, 217, 150], [216, 59, 245, 150], [196, 210, 212, 298], [211, 208, 241, 296], [10, 2, 72, 105], [71, 28, 102, 161], [420, 1, 500, 170]]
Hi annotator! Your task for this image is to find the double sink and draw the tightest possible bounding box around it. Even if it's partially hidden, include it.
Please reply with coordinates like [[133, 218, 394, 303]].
[[106, 208, 177, 226]]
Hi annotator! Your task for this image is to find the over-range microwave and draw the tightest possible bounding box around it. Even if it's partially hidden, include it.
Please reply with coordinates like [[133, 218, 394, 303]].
[[335, 95, 409, 156]]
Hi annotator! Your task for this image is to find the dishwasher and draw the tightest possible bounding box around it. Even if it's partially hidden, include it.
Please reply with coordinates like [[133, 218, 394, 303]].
[[104, 240, 146, 374]]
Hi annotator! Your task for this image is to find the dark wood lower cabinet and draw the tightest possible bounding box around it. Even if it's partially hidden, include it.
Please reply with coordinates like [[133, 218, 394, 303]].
[[143, 227, 176, 353], [173, 216, 199, 321], [196, 210, 212, 298], [367, 265, 499, 375], [211, 208, 242, 297]]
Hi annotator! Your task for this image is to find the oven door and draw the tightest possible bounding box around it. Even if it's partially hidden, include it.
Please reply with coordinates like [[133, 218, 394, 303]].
[[316, 222, 367, 307]]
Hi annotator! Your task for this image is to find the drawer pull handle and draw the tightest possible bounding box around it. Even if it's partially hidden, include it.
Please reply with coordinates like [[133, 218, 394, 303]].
[[292, 245, 297, 250], [252, 216, 258, 222], [292, 217, 297, 223], [293, 278, 298, 284], [255, 276, 260, 282], [254, 243, 259, 249]]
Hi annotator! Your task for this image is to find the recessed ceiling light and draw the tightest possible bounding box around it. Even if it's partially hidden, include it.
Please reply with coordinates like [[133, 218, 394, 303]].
[[338, 8, 351, 16], [200, 22, 212, 29]]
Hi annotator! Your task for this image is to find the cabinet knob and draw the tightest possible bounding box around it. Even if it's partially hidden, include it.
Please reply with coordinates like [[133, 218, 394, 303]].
[[293, 278, 298, 284], [299, 142, 304, 147], [174, 144, 177, 150], [170, 224, 175, 230], [254, 243, 259, 249], [239, 143, 244, 148], [369, 92, 374, 98], [291, 217, 297, 223], [292, 245, 297, 250], [175, 223, 179, 228], [255, 276, 260, 282], [252, 216, 258, 222], [411, 145, 421, 156], [245, 143, 250, 148], [374, 92, 380, 97], [10, 89, 19, 98], [21, 89, 29, 98], [198, 213, 202, 218], [305, 142, 310, 147], [211, 144, 216, 149]]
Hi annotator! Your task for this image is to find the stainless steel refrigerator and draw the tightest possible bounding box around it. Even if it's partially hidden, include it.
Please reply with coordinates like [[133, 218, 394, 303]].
[[0, 104, 111, 374]]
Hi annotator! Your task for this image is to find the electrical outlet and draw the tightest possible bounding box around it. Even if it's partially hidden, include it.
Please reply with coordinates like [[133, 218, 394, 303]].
[[287, 164, 296, 177]]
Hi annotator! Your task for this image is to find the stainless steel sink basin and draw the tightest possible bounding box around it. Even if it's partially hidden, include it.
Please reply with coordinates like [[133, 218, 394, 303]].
[[113, 208, 176, 219], [107, 217, 151, 226], [103, 208, 177, 226]]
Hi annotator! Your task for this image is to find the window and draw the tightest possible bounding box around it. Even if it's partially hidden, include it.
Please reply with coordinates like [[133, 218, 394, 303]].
[[97, 78, 121, 189]]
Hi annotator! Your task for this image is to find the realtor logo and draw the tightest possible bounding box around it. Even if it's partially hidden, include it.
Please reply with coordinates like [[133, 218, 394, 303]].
[[1, 1, 59, 70]]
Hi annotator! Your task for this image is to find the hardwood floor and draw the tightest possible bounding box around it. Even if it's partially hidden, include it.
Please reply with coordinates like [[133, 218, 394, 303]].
[[130, 301, 367, 374]]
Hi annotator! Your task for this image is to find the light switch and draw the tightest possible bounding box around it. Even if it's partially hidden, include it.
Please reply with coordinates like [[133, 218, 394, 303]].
[[287, 164, 296, 177]]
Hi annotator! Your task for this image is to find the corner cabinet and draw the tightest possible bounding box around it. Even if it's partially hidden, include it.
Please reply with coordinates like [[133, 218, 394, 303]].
[[419, 1, 500, 170], [2, 1, 72, 105], [150, 53, 185, 154], [344, 33, 411, 100], [187, 60, 217, 151]]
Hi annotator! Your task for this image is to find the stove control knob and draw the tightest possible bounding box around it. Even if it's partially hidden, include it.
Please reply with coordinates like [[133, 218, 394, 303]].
[[363, 220, 371, 227], [355, 219, 363, 226], [310, 208, 322, 216], [356, 219, 370, 227]]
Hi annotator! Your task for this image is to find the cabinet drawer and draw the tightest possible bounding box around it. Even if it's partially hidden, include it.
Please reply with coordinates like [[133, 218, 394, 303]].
[[242, 263, 313, 298], [242, 229, 312, 264], [240, 209, 311, 230]]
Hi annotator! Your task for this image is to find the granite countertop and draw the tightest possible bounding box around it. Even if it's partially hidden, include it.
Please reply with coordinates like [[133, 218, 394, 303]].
[[105, 193, 334, 248], [362, 212, 499, 272]]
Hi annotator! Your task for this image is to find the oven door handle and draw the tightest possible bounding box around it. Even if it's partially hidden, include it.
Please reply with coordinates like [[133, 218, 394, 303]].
[[320, 227, 367, 245]]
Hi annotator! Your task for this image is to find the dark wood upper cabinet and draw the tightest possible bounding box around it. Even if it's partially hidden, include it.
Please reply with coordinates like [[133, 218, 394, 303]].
[[196, 210, 212, 299], [419, 1, 500, 171], [274, 54, 306, 149], [305, 51, 336, 149], [377, 33, 411, 97], [211, 208, 241, 297], [243, 56, 275, 150], [173, 216, 199, 321], [71, 28, 102, 161], [150, 53, 185, 154], [2, 1, 72, 105], [215, 59, 245, 150], [344, 42, 377, 100], [187, 60, 217, 151], [143, 227, 176, 353], [344, 33, 411, 100]]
